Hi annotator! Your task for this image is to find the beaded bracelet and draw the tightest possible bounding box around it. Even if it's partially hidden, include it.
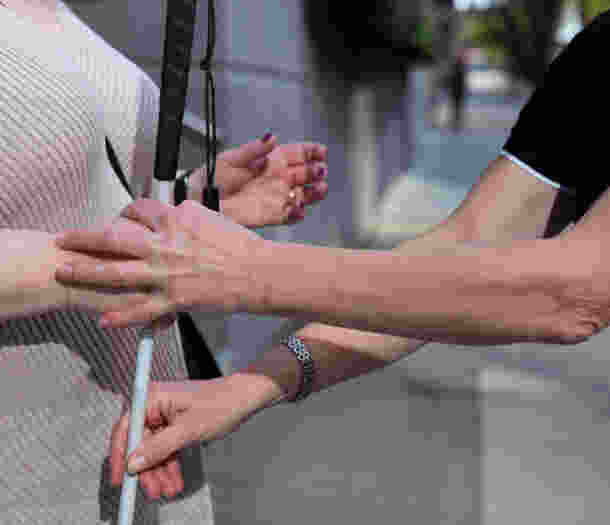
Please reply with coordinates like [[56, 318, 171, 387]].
[[279, 335, 315, 403]]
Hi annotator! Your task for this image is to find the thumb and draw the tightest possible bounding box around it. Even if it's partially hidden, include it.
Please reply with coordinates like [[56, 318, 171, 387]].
[[218, 133, 277, 169], [126, 423, 192, 475]]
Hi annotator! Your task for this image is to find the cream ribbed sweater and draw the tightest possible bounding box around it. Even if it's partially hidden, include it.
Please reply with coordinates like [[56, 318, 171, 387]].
[[0, 3, 214, 523]]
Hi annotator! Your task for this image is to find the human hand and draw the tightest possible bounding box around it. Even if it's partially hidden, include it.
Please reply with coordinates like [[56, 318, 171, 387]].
[[55, 199, 266, 328], [39, 218, 172, 330], [110, 375, 274, 500], [194, 135, 329, 227]]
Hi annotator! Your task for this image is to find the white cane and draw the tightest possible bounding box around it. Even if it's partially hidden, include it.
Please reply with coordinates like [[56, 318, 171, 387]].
[[117, 180, 172, 525], [117, 1, 216, 522]]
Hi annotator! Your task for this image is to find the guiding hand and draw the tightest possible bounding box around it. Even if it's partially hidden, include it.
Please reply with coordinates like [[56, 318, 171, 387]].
[[55, 199, 265, 328], [110, 376, 269, 501]]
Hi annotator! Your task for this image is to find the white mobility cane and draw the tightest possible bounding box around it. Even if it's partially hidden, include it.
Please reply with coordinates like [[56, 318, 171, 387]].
[[117, 182, 172, 525], [116, 1, 219, 522]]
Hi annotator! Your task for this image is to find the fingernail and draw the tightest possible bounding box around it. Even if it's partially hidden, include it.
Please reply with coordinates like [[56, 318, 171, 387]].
[[260, 131, 273, 143], [318, 167, 327, 179], [127, 456, 145, 475]]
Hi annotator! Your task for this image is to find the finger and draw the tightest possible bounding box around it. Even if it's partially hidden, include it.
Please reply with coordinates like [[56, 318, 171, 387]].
[[127, 421, 193, 477], [138, 428, 163, 500], [56, 228, 155, 259], [164, 451, 185, 497], [218, 135, 277, 169], [120, 199, 173, 233], [303, 181, 329, 205], [144, 450, 183, 499], [285, 186, 305, 211], [110, 410, 131, 486], [248, 156, 267, 173], [286, 204, 306, 224], [141, 454, 182, 500], [100, 298, 168, 329], [140, 469, 164, 501], [111, 215, 156, 235], [150, 313, 177, 332], [283, 162, 327, 187], [153, 454, 177, 499], [55, 259, 157, 290], [307, 143, 328, 163], [273, 143, 327, 166]]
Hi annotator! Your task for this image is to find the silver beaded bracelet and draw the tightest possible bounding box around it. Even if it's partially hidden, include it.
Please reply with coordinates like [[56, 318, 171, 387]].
[[279, 335, 315, 403]]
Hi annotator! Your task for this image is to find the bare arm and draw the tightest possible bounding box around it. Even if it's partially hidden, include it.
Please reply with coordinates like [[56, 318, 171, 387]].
[[1, 222, 158, 323], [248, 155, 578, 346], [233, 156, 584, 405], [0, 229, 71, 322]]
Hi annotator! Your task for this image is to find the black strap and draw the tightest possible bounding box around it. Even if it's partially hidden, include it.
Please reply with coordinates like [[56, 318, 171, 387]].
[[200, 0, 220, 211], [106, 138, 133, 199]]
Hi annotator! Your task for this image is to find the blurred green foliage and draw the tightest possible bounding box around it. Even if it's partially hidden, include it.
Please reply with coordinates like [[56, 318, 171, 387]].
[[579, 0, 610, 22], [459, 1, 564, 86], [415, 15, 438, 59]]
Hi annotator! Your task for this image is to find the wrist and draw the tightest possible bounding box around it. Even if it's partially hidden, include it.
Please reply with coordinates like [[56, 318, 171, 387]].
[[230, 343, 303, 409], [242, 238, 280, 312], [7, 232, 70, 315]]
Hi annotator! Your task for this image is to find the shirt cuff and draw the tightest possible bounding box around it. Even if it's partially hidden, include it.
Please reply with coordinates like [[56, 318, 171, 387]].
[[500, 150, 576, 195]]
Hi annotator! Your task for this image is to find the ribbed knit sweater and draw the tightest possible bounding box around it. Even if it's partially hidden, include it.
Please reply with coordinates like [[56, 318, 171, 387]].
[[0, 3, 214, 523]]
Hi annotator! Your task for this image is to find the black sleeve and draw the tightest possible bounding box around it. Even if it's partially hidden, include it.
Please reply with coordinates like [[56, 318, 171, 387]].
[[503, 10, 610, 205]]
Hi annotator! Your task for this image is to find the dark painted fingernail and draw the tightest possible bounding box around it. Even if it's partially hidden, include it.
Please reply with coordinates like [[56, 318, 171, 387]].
[[319, 167, 327, 179], [261, 131, 273, 143]]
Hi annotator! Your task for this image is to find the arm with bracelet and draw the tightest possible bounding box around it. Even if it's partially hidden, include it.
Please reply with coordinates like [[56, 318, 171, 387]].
[[115, 141, 583, 496]]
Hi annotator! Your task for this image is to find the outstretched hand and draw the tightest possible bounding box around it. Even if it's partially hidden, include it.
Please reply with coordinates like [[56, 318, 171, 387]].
[[199, 135, 329, 227]]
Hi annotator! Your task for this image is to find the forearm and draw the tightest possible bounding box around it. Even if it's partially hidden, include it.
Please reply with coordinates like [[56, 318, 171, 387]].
[[231, 227, 454, 405], [0, 230, 68, 322], [248, 236, 579, 346], [232, 322, 430, 408]]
